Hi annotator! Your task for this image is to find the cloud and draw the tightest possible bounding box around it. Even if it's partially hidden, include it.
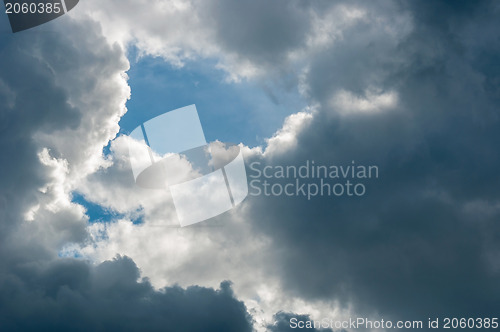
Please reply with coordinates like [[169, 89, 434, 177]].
[[3, 0, 500, 331], [0, 255, 253, 332], [241, 0, 500, 321], [0, 11, 253, 332], [0, 14, 130, 254], [76, 0, 369, 81], [264, 108, 314, 157], [330, 88, 398, 115], [56, 0, 500, 328]]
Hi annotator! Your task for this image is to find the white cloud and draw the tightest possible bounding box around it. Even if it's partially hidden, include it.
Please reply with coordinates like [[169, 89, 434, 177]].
[[330, 88, 399, 115], [264, 107, 315, 157], [74, 0, 376, 82]]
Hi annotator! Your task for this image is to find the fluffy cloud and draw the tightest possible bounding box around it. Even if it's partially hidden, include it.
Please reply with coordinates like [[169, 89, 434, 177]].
[[76, 0, 371, 81], [0, 11, 253, 332]]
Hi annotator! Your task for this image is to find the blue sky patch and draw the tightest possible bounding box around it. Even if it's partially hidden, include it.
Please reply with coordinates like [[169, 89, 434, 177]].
[[118, 47, 306, 148]]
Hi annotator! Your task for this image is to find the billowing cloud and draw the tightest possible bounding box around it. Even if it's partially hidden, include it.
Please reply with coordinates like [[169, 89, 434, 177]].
[[244, 0, 500, 321], [0, 11, 252, 332]]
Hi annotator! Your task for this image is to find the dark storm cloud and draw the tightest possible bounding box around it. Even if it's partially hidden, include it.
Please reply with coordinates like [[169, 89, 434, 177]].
[[244, 0, 500, 323], [202, 0, 311, 65], [0, 255, 252, 332]]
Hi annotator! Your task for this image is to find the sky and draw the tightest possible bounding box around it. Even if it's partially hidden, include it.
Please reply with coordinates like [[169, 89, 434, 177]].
[[0, 0, 500, 331]]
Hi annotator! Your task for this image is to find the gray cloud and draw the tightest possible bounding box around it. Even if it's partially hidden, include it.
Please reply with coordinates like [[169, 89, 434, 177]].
[[0, 32, 80, 236], [0, 255, 252, 332], [202, 0, 311, 65], [243, 0, 500, 322]]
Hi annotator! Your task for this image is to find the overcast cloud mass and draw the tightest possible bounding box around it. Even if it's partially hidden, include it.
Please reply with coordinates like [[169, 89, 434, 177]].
[[0, 0, 500, 331]]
